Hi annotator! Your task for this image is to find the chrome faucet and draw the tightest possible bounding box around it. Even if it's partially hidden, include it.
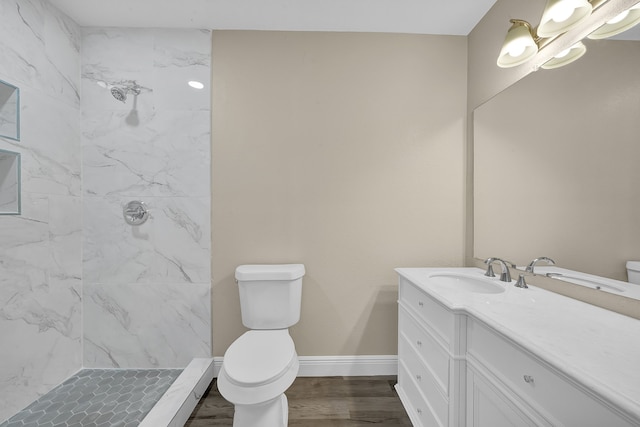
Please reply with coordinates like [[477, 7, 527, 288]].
[[525, 257, 556, 274], [484, 257, 515, 282]]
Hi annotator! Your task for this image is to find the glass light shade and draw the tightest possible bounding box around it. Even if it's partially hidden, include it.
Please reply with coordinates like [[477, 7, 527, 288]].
[[587, 4, 640, 39], [541, 41, 587, 69], [537, 0, 593, 38], [497, 20, 539, 68]]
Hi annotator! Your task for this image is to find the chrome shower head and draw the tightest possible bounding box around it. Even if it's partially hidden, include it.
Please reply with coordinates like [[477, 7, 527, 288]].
[[110, 83, 142, 103], [111, 86, 127, 102]]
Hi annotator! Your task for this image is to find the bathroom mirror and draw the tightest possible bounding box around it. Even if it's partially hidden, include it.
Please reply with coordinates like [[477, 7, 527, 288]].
[[474, 36, 640, 283], [0, 149, 21, 215], [0, 79, 20, 141]]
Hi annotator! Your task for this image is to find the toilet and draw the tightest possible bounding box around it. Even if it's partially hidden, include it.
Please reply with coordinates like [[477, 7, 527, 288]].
[[217, 264, 305, 427], [626, 261, 640, 285]]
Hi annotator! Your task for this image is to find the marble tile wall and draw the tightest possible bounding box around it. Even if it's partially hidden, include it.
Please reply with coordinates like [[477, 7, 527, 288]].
[[0, 0, 82, 422], [80, 27, 212, 369]]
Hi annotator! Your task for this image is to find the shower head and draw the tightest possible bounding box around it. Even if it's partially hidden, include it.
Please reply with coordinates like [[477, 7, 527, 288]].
[[110, 83, 142, 103], [111, 87, 127, 102]]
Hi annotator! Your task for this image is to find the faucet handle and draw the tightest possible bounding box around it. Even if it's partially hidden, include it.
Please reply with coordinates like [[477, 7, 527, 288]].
[[484, 264, 496, 278], [483, 257, 497, 277], [515, 274, 528, 289]]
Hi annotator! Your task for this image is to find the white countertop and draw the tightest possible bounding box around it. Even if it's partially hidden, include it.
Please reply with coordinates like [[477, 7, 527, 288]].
[[395, 267, 640, 422]]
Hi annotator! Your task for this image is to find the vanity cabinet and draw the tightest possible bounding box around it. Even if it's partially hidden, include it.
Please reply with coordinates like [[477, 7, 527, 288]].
[[396, 276, 466, 427], [397, 273, 638, 427]]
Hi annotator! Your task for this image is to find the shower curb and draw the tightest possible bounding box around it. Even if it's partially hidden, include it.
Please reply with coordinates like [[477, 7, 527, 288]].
[[140, 357, 215, 427]]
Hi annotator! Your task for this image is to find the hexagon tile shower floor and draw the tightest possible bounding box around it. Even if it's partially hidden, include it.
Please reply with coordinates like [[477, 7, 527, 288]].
[[0, 369, 181, 427]]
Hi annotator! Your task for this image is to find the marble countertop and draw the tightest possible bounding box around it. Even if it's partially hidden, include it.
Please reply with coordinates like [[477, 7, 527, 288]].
[[395, 267, 640, 422]]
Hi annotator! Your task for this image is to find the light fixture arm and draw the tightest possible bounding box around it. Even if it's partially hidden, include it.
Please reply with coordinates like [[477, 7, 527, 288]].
[[509, 19, 542, 44]]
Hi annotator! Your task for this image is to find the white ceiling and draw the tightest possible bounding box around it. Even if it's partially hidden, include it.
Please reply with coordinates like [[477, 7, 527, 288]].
[[47, 0, 497, 35]]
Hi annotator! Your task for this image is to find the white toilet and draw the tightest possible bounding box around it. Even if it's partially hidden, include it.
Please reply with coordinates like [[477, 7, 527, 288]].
[[627, 261, 640, 284], [217, 263, 305, 427]]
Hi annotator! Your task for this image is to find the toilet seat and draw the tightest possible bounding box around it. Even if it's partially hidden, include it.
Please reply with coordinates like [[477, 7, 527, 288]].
[[218, 330, 299, 406], [224, 330, 296, 387]]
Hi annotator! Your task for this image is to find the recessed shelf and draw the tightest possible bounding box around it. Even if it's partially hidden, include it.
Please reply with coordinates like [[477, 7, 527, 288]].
[[0, 79, 20, 141], [0, 149, 21, 215]]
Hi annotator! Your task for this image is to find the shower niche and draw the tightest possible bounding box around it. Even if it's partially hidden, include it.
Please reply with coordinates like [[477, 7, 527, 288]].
[[0, 149, 21, 215], [0, 79, 20, 141]]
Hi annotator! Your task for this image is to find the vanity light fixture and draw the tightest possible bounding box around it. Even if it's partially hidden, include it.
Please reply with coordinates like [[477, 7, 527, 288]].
[[497, 0, 640, 69], [587, 3, 640, 38], [541, 40, 587, 68], [497, 0, 600, 68], [497, 20, 540, 68], [537, 0, 594, 37]]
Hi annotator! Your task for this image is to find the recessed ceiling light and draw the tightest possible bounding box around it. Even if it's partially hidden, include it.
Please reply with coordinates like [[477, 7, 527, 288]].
[[188, 80, 204, 89]]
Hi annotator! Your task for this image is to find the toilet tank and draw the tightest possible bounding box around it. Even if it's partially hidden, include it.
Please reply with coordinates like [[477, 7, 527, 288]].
[[235, 264, 305, 329], [627, 261, 640, 285]]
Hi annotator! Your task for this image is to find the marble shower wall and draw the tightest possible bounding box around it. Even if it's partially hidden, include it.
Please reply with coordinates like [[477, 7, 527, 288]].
[[0, 0, 82, 421], [81, 27, 212, 369]]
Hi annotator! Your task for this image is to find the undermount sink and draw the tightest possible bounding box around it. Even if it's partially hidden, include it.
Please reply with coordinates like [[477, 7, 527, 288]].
[[427, 272, 505, 294]]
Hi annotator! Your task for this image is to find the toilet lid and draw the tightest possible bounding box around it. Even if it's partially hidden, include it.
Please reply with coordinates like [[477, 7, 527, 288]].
[[224, 330, 297, 387]]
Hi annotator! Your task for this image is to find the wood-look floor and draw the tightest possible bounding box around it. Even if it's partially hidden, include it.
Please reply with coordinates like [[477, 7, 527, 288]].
[[185, 376, 412, 426]]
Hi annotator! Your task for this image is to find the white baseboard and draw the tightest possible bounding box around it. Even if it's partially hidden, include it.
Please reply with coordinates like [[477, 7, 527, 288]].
[[213, 355, 398, 377], [298, 355, 398, 377]]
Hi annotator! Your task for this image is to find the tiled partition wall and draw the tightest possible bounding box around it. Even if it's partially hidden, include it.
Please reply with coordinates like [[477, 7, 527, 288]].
[[0, 0, 82, 421], [80, 27, 212, 368]]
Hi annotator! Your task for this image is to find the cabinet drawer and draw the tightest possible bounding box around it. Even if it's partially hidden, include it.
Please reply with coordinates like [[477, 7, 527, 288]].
[[399, 277, 455, 347], [399, 335, 449, 426], [398, 360, 446, 427], [399, 305, 449, 394], [467, 319, 635, 427]]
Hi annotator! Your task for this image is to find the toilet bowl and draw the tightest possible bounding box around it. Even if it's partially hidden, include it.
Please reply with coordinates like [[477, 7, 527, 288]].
[[218, 330, 299, 426], [218, 264, 305, 427]]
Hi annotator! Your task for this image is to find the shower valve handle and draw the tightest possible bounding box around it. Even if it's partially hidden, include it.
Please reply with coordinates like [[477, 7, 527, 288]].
[[123, 200, 149, 225]]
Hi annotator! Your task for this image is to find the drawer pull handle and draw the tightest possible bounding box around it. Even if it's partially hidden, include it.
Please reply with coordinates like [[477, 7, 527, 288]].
[[523, 375, 534, 384], [416, 340, 422, 346], [418, 301, 424, 307], [416, 374, 422, 381]]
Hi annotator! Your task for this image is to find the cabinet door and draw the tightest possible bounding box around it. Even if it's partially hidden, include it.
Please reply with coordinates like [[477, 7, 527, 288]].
[[467, 368, 539, 427]]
